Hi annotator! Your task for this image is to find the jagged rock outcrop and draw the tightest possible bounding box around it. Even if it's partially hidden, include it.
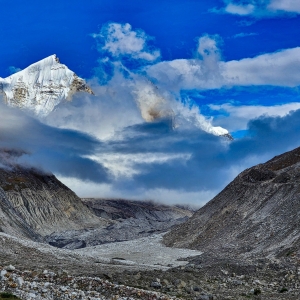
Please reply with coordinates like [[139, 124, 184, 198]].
[[0, 55, 93, 117], [163, 145, 300, 258], [0, 161, 106, 239], [45, 199, 193, 249]]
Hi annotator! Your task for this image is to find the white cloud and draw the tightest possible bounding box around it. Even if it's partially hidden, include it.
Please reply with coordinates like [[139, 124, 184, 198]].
[[57, 176, 214, 207], [92, 23, 160, 61], [86, 152, 191, 178], [147, 46, 300, 90], [220, 0, 300, 17], [197, 35, 220, 58], [268, 0, 300, 13], [196, 35, 222, 82], [209, 102, 300, 131], [8, 66, 22, 74], [225, 3, 255, 15], [232, 32, 258, 38], [224, 47, 300, 87]]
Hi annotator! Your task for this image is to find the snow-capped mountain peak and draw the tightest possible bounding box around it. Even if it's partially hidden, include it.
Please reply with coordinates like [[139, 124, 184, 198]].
[[0, 54, 93, 116]]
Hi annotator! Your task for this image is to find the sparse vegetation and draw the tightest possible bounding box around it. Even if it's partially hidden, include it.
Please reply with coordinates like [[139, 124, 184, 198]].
[[279, 287, 288, 293], [0, 292, 20, 299]]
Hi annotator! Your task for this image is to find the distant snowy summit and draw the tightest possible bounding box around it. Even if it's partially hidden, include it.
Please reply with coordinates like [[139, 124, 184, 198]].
[[0, 54, 93, 116]]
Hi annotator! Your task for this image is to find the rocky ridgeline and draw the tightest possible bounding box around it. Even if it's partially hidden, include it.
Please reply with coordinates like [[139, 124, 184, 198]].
[[0, 265, 179, 300], [82, 199, 193, 222]]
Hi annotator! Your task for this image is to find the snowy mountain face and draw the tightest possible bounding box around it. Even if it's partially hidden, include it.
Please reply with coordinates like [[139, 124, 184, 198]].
[[0, 55, 93, 117]]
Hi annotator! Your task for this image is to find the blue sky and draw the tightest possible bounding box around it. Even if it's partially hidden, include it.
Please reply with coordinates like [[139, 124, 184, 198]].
[[1, 0, 300, 205], [1, 0, 300, 76]]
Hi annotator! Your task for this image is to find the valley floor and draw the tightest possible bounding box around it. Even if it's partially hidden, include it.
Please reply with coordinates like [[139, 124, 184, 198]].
[[1, 232, 300, 300]]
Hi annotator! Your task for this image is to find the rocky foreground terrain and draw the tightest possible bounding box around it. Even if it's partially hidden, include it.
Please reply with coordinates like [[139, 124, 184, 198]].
[[0, 231, 299, 300]]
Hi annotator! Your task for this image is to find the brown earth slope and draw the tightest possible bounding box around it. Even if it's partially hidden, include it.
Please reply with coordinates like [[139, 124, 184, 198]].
[[163, 146, 300, 258]]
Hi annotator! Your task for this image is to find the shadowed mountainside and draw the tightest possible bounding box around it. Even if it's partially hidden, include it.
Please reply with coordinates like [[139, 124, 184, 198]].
[[163, 146, 300, 258]]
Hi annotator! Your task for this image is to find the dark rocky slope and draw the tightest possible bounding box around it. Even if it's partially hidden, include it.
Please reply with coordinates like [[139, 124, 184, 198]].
[[82, 198, 193, 222], [0, 163, 105, 239], [46, 199, 193, 249], [164, 146, 300, 258]]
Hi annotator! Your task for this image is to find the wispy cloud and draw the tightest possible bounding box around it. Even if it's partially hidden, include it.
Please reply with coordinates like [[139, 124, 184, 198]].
[[232, 32, 258, 38], [7, 66, 22, 74], [225, 3, 255, 15], [268, 0, 300, 13], [216, 0, 300, 18]]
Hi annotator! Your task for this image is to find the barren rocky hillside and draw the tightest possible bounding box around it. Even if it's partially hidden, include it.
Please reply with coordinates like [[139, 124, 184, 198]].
[[163, 146, 300, 258], [0, 159, 105, 239]]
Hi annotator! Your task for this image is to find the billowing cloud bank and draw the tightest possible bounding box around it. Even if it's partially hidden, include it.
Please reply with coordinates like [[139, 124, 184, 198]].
[[147, 44, 300, 90], [2, 96, 300, 206]]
